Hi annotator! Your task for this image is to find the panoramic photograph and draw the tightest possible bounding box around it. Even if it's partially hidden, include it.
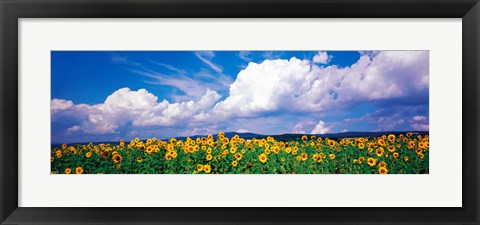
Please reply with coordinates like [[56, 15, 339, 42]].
[[51, 50, 429, 174]]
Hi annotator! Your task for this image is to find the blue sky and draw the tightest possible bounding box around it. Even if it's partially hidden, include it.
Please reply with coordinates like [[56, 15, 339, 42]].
[[51, 51, 429, 143]]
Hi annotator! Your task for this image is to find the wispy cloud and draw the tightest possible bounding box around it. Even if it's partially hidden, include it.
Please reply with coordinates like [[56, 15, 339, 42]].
[[196, 69, 233, 88], [110, 53, 140, 66], [195, 51, 223, 73], [262, 51, 285, 60], [129, 68, 210, 100], [238, 51, 254, 61], [124, 55, 232, 102], [148, 60, 187, 74]]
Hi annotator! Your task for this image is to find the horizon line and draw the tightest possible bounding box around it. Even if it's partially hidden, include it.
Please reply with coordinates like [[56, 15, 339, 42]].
[[51, 130, 429, 145]]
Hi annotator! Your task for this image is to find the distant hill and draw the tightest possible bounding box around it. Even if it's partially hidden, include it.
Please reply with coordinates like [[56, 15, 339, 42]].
[[52, 131, 429, 148], [214, 131, 428, 142], [304, 131, 429, 139], [173, 132, 263, 141]]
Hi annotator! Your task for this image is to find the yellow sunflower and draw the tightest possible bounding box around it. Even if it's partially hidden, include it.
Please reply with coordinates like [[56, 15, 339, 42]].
[[320, 153, 326, 159], [272, 146, 280, 154], [328, 140, 335, 147], [329, 154, 335, 160], [358, 157, 365, 164], [203, 164, 211, 173], [232, 161, 238, 167], [112, 154, 122, 163], [75, 167, 84, 174], [65, 168, 71, 174], [86, 152, 92, 158], [259, 153, 268, 163], [145, 146, 154, 154], [300, 152, 308, 161], [378, 167, 388, 174], [387, 134, 396, 142], [377, 139, 386, 146], [137, 157, 142, 163], [367, 158, 376, 167], [387, 146, 395, 152], [101, 151, 110, 158], [234, 153, 242, 160], [264, 149, 271, 155], [197, 164, 203, 171], [56, 150, 62, 158], [206, 154, 213, 161], [378, 161, 386, 168], [358, 143, 365, 149], [376, 147, 384, 157]]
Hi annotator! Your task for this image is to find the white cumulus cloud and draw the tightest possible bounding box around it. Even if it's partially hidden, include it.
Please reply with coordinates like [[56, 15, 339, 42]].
[[410, 115, 429, 131], [51, 99, 74, 112], [312, 51, 330, 64], [411, 123, 429, 131], [413, 115, 427, 121], [236, 129, 250, 133], [210, 57, 313, 118], [203, 51, 428, 121], [51, 88, 221, 134], [311, 120, 332, 134], [178, 125, 219, 137], [292, 123, 306, 134], [66, 125, 81, 133]]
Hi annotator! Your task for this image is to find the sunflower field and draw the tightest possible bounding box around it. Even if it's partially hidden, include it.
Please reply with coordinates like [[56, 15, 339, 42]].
[[51, 132, 429, 174]]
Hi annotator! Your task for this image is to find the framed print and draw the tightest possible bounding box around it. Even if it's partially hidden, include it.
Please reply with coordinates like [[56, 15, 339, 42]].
[[1, 0, 479, 224]]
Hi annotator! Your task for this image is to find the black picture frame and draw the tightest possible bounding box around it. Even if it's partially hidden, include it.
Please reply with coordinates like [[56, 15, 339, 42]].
[[1, 0, 478, 224]]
